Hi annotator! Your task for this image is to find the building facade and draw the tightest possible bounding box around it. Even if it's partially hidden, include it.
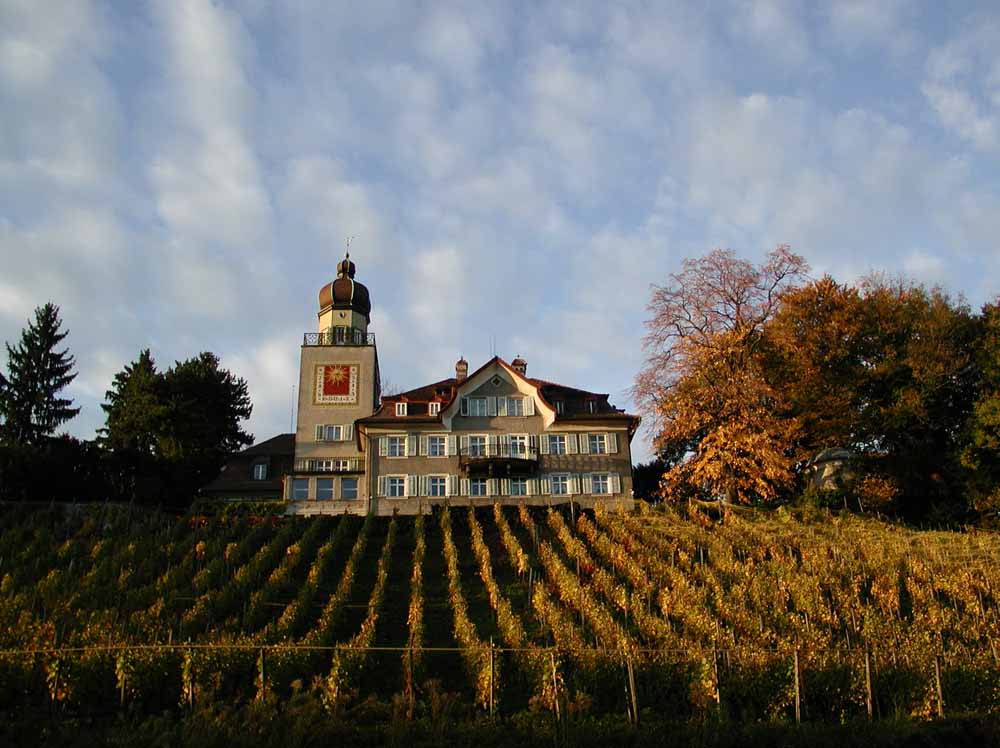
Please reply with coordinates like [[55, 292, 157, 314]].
[[267, 254, 639, 515]]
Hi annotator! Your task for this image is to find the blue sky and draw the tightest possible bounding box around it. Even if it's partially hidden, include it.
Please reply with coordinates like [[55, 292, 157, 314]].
[[2, 1, 999, 464]]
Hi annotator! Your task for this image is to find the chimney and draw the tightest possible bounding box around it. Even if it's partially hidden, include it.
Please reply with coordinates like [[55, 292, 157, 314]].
[[455, 357, 468, 382], [511, 355, 527, 376]]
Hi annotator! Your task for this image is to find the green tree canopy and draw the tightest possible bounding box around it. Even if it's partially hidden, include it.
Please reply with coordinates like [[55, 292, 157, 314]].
[[99, 350, 253, 504], [0, 303, 79, 445]]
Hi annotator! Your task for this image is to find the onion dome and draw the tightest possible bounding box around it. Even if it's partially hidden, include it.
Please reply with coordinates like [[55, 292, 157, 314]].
[[318, 252, 371, 321], [511, 356, 527, 375]]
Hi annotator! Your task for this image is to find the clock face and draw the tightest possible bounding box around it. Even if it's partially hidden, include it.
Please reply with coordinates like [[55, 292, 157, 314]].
[[315, 364, 358, 404]]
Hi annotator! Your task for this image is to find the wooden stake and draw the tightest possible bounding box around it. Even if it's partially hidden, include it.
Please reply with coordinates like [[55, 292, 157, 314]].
[[489, 639, 495, 718], [934, 655, 945, 718], [626, 656, 639, 726], [793, 648, 801, 726], [864, 646, 873, 720]]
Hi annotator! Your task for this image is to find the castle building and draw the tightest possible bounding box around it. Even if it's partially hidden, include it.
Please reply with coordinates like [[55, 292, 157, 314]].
[[217, 255, 640, 514]]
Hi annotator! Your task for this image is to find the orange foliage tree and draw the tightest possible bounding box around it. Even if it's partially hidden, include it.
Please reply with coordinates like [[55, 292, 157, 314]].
[[634, 246, 808, 504]]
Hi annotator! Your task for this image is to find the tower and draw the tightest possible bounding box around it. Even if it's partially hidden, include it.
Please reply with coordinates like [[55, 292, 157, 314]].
[[286, 253, 381, 510]]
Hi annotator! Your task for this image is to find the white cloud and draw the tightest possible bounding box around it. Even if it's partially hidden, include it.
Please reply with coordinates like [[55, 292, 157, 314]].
[[923, 20, 1000, 152]]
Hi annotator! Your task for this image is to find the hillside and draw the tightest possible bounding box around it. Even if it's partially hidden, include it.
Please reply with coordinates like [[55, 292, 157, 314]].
[[1, 501, 998, 728]]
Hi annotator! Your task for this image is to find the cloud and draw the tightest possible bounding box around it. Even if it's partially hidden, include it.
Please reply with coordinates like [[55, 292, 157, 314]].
[[922, 20, 1000, 152]]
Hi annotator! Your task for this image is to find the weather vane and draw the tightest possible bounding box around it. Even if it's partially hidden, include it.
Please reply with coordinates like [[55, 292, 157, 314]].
[[345, 236, 352, 260]]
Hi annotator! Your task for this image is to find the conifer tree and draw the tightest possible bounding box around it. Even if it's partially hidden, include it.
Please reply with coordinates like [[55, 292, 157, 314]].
[[0, 303, 79, 445]]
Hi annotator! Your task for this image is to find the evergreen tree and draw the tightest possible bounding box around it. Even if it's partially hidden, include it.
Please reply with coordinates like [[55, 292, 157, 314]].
[[0, 303, 79, 445], [99, 349, 165, 454]]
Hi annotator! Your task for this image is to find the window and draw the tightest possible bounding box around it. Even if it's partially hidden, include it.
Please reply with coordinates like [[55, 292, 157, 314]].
[[395, 402, 408, 417], [429, 476, 447, 497], [252, 463, 267, 480], [324, 424, 342, 441], [548, 434, 567, 455], [342, 478, 358, 500], [589, 434, 607, 454], [387, 476, 405, 497], [551, 474, 569, 495], [292, 479, 309, 500], [470, 478, 487, 496], [315, 459, 333, 472], [507, 397, 524, 416], [340, 478, 358, 501], [428, 435, 446, 457], [429, 401, 441, 416], [387, 435, 406, 457], [555, 401, 564, 414], [316, 478, 334, 500], [468, 397, 488, 417], [510, 477, 527, 496], [591, 473, 609, 495], [333, 459, 350, 471], [587, 400, 597, 414], [509, 435, 527, 456], [468, 435, 486, 457]]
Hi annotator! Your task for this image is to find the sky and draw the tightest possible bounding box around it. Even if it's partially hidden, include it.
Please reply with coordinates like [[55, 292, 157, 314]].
[[2, 0, 1000, 465]]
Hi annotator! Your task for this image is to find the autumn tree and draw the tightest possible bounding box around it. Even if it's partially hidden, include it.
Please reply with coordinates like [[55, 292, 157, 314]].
[[767, 276, 980, 517], [960, 298, 1000, 515], [634, 246, 808, 504]]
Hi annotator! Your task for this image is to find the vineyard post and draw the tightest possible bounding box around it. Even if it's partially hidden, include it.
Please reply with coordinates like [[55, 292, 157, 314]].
[[864, 646, 873, 720], [626, 656, 639, 727], [793, 648, 801, 726], [933, 655, 945, 718], [257, 647, 266, 702], [712, 642, 722, 714], [549, 650, 561, 726], [489, 639, 495, 718], [406, 645, 415, 720]]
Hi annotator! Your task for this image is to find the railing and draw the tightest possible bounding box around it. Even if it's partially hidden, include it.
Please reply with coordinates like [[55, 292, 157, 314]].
[[303, 329, 375, 346], [295, 458, 363, 473], [458, 444, 539, 474]]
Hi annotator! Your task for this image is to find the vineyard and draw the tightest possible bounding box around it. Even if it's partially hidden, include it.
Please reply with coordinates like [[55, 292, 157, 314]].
[[2, 501, 1000, 738]]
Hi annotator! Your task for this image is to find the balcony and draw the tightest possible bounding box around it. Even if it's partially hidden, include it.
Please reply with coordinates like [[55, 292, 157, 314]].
[[295, 458, 364, 474], [459, 444, 539, 477], [303, 328, 375, 347]]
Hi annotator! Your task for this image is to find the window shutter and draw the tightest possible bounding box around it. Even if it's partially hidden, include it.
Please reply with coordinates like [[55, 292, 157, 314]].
[[568, 475, 578, 495], [612, 473, 622, 494], [500, 434, 510, 455], [419, 436, 429, 455], [540, 476, 551, 495], [501, 478, 511, 495], [539, 435, 549, 455], [487, 397, 497, 417], [526, 478, 535, 496], [447, 435, 457, 456], [378, 476, 387, 497], [448, 475, 459, 497], [407, 475, 418, 497], [497, 397, 507, 417], [315, 424, 324, 441], [407, 434, 419, 456], [488, 435, 499, 456], [344, 423, 354, 441], [579, 433, 590, 454], [582, 473, 593, 494], [566, 434, 578, 454], [460, 435, 470, 453], [379, 437, 388, 456], [460, 478, 470, 496], [460, 397, 469, 416], [608, 433, 619, 453], [525, 397, 535, 416]]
